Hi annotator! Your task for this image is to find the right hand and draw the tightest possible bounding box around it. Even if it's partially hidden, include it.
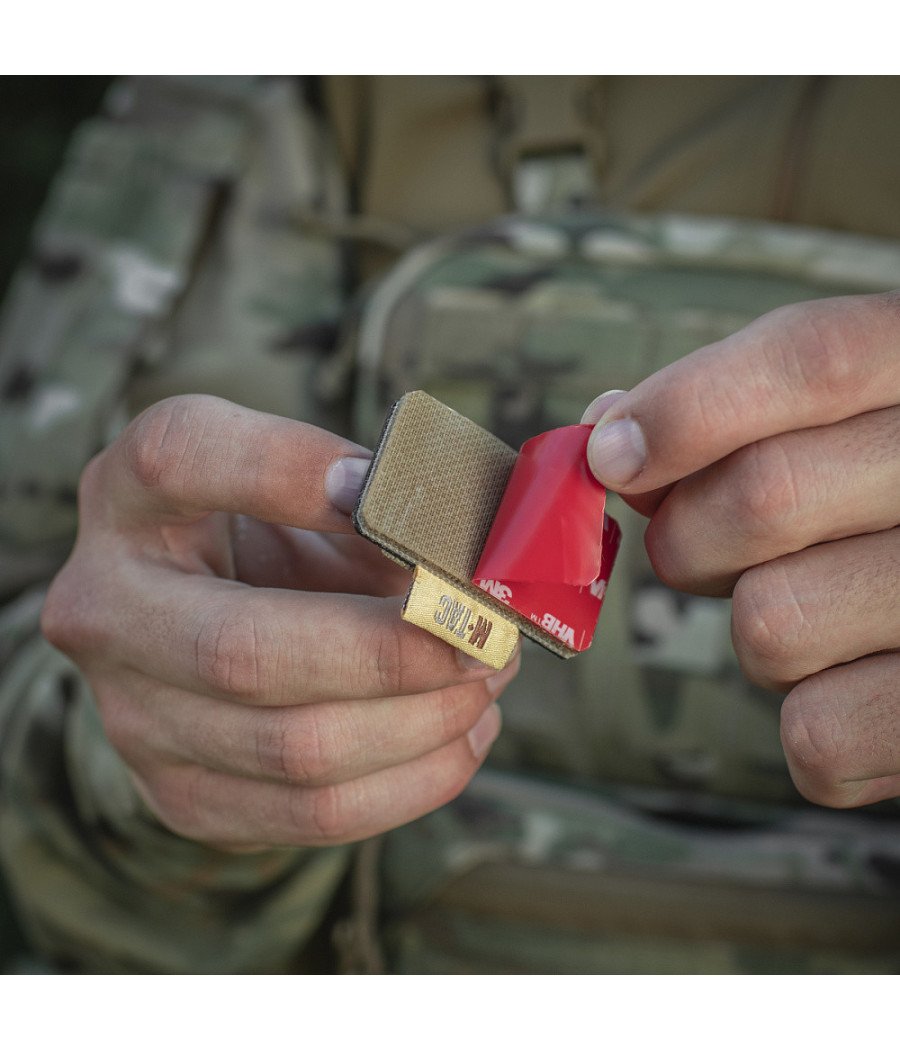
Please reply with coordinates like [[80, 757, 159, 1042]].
[[41, 395, 517, 851]]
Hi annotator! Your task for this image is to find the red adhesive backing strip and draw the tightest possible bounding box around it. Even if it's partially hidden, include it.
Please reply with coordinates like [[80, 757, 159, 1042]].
[[473, 424, 621, 652]]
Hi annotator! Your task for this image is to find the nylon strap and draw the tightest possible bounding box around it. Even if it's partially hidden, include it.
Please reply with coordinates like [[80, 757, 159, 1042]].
[[493, 76, 605, 213]]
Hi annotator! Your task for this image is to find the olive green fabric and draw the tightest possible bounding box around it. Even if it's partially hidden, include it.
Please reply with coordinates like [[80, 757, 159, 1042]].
[[1, 76, 899, 974]]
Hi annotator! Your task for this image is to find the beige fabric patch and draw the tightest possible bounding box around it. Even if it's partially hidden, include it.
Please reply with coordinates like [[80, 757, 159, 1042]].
[[355, 391, 517, 577]]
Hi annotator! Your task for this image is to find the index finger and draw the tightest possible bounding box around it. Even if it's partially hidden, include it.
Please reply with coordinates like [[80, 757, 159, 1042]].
[[584, 293, 900, 495], [95, 394, 370, 532], [113, 568, 500, 705]]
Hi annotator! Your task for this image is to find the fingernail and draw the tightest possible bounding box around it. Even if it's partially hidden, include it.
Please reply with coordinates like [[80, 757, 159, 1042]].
[[467, 703, 502, 760], [581, 389, 627, 425], [325, 456, 371, 515], [587, 417, 647, 487]]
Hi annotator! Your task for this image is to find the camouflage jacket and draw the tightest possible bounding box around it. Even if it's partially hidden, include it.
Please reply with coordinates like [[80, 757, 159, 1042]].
[[1, 76, 899, 973]]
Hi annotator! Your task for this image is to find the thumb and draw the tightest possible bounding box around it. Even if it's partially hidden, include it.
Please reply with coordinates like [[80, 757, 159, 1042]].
[[581, 294, 900, 497], [581, 390, 670, 516], [104, 394, 372, 532]]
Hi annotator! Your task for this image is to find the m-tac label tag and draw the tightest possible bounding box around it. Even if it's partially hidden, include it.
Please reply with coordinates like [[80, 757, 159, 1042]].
[[402, 565, 519, 670]]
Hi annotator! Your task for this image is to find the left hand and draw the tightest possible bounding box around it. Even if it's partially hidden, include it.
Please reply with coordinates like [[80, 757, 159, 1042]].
[[41, 396, 514, 852], [583, 292, 900, 809]]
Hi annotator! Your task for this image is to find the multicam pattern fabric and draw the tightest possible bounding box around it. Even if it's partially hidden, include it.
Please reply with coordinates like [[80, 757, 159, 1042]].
[[0, 76, 353, 973], [381, 770, 900, 974], [1, 76, 899, 973]]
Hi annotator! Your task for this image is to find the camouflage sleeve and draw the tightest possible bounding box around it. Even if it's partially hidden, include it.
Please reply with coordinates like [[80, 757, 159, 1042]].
[[0, 76, 354, 973], [0, 624, 352, 972]]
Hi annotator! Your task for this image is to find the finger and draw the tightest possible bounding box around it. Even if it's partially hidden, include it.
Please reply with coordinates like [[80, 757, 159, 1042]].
[[582, 390, 674, 516], [585, 293, 900, 493], [91, 567, 502, 705], [132, 710, 503, 849], [102, 654, 520, 788], [231, 518, 411, 597], [731, 528, 900, 691], [92, 394, 371, 532], [780, 651, 900, 808], [646, 406, 900, 595]]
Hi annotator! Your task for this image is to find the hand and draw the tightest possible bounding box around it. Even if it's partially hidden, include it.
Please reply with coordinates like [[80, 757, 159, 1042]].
[[41, 395, 516, 850], [583, 293, 900, 809]]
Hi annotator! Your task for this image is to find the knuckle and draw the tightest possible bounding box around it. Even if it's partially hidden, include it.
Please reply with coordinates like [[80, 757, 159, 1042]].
[[301, 607, 409, 701], [123, 398, 183, 492], [194, 608, 266, 700], [122, 395, 214, 497], [779, 301, 867, 404], [731, 564, 810, 686], [729, 438, 803, 540], [780, 681, 850, 804], [304, 783, 351, 843], [360, 621, 406, 697], [258, 709, 331, 786]]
